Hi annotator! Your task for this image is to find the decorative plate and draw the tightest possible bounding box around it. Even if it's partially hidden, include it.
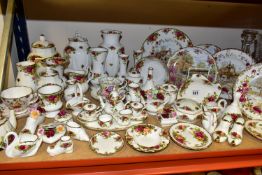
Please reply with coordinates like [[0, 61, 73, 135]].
[[126, 124, 169, 153], [141, 28, 192, 64], [169, 123, 212, 150], [167, 47, 218, 88], [135, 57, 168, 85], [245, 120, 262, 141], [196, 44, 221, 55], [214, 49, 254, 100], [90, 131, 124, 155], [234, 64, 262, 120], [76, 115, 143, 131]]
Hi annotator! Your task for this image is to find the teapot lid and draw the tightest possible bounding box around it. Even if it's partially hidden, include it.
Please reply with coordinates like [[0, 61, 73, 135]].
[[161, 84, 178, 92], [69, 33, 88, 42], [39, 68, 59, 77], [127, 70, 141, 78], [32, 35, 55, 49], [130, 102, 144, 109], [84, 103, 97, 111]]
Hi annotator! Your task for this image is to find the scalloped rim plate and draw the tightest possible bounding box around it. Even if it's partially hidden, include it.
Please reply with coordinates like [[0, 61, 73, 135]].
[[141, 28, 192, 64], [245, 120, 262, 141], [90, 131, 124, 155], [169, 123, 212, 150], [234, 64, 262, 120]]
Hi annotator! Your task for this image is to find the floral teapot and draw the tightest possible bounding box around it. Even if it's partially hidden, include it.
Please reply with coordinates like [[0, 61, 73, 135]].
[[65, 69, 91, 94], [4, 132, 42, 158], [99, 88, 126, 115], [177, 73, 222, 104], [160, 84, 178, 105], [0, 110, 16, 149]]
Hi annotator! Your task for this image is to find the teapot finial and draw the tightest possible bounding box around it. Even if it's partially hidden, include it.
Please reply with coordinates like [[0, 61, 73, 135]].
[[40, 34, 46, 42]]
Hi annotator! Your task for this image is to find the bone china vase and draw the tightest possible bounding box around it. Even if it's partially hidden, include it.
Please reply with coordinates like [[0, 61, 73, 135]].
[[64, 33, 91, 71], [100, 30, 125, 77]]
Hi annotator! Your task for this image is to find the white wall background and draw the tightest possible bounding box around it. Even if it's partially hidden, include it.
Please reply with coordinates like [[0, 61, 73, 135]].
[[8, 20, 261, 86], [27, 20, 253, 56]]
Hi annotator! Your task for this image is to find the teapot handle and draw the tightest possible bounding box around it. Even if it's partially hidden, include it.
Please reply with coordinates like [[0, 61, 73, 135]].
[[75, 83, 83, 99], [4, 131, 18, 147], [119, 79, 127, 91]]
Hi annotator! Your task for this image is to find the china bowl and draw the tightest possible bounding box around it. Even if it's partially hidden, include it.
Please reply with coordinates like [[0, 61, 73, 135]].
[[1, 86, 33, 114]]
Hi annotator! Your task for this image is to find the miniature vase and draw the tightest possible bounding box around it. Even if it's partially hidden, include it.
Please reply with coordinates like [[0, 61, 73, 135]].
[[118, 54, 129, 81], [100, 30, 125, 77]]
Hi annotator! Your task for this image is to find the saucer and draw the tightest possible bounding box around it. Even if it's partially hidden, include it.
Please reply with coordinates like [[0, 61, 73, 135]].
[[90, 131, 124, 155]]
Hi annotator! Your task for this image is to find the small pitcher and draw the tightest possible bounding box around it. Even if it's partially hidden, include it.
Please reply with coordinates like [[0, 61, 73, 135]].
[[203, 99, 227, 119], [16, 61, 37, 92], [64, 80, 83, 102]]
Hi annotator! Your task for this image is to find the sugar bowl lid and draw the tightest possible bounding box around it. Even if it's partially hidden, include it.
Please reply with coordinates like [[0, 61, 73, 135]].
[[174, 98, 202, 115]]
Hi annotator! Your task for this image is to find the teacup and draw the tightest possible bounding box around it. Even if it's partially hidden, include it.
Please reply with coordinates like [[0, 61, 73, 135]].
[[98, 114, 113, 128], [66, 97, 89, 116], [1, 86, 33, 114], [117, 109, 132, 126], [37, 84, 63, 112], [130, 102, 145, 120]]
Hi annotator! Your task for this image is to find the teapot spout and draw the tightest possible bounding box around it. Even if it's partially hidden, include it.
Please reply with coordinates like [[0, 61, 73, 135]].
[[8, 110, 17, 129]]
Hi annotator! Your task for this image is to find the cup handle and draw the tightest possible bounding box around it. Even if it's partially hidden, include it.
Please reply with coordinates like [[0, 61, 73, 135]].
[[218, 99, 227, 110]]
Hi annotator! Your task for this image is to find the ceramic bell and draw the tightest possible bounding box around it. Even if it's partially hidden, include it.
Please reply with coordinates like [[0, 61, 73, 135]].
[[222, 92, 243, 120]]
